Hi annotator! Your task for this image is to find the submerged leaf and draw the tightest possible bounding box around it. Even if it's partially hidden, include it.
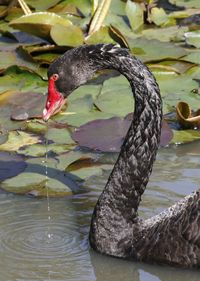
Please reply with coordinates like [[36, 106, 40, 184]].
[[0, 156, 79, 196], [0, 152, 26, 181]]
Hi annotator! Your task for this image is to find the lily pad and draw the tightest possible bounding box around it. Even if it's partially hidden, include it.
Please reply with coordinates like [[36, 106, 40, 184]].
[[169, 0, 200, 9], [0, 156, 79, 196], [0, 68, 47, 94], [53, 111, 115, 127], [10, 12, 72, 40], [26, 0, 62, 11], [129, 38, 188, 62], [0, 131, 41, 152], [72, 117, 173, 152], [50, 24, 84, 46], [85, 26, 115, 45], [2, 91, 47, 121], [183, 52, 200, 64], [45, 127, 75, 144], [171, 129, 200, 144], [94, 75, 133, 116], [72, 117, 128, 152], [142, 26, 188, 42], [176, 101, 200, 128], [0, 151, 26, 181], [149, 7, 169, 27], [125, 0, 143, 31], [184, 31, 200, 48]]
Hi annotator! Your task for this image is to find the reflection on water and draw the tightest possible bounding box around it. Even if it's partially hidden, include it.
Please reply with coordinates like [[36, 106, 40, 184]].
[[0, 143, 199, 280]]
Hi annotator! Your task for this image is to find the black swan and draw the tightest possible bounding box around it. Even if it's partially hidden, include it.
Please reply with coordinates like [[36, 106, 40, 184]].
[[43, 44, 200, 268]]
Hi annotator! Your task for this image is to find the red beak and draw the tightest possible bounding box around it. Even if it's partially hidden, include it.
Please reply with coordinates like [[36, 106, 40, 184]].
[[43, 76, 66, 121]]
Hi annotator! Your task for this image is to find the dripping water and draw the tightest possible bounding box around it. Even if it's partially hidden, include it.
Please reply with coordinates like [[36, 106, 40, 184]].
[[44, 136, 53, 241]]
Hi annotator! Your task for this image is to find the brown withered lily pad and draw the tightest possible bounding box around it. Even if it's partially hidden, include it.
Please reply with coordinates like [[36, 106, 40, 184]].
[[72, 116, 173, 152], [176, 101, 200, 129], [6, 91, 46, 121]]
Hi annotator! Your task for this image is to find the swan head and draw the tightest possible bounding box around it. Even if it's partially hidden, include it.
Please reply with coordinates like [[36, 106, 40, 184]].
[[42, 46, 97, 121]]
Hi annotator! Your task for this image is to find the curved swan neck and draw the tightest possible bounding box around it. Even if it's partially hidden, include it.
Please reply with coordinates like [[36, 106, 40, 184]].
[[90, 45, 162, 213], [88, 45, 162, 256]]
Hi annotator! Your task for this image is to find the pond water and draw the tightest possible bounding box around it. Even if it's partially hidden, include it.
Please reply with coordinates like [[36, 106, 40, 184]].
[[0, 141, 199, 280]]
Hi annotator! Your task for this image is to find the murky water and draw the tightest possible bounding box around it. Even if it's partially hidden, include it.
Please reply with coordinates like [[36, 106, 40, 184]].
[[0, 142, 200, 280]]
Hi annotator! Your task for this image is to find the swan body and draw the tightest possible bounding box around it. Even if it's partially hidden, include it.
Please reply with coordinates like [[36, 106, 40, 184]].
[[43, 44, 200, 268]]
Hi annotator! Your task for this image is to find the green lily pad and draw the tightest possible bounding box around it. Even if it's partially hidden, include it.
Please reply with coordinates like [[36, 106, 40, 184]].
[[68, 84, 102, 101], [0, 131, 41, 152], [169, 0, 200, 9], [0, 156, 77, 196], [18, 143, 73, 157], [56, 150, 96, 170], [25, 121, 48, 134], [129, 38, 188, 62], [26, 0, 62, 11], [125, 0, 143, 32], [184, 31, 200, 48], [155, 73, 200, 113], [149, 7, 169, 27], [50, 24, 84, 46], [67, 94, 94, 113], [53, 111, 115, 127], [94, 75, 133, 116], [183, 52, 200, 64], [85, 26, 115, 45], [142, 26, 188, 42], [68, 164, 111, 180], [0, 68, 47, 94], [171, 129, 200, 144], [10, 12, 72, 40], [45, 127, 75, 144]]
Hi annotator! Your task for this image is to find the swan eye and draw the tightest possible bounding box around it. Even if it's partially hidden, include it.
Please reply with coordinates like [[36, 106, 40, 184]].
[[52, 74, 59, 81]]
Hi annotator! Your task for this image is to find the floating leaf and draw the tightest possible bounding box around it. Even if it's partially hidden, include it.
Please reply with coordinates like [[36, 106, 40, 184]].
[[72, 117, 173, 152], [50, 24, 84, 46], [149, 7, 168, 26], [85, 26, 115, 45], [18, 143, 72, 157], [171, 129, 200, 144], [53, 111, 115, 127], [0, 131, 41, 151], [129, 38, 188, 62], [10, 12, 72, 39], [142, 26, 188, 42], [176, 101, 200, 128], [183, 52, 200, 64], [26, 0, 62, 11], [94, 75, 133, 116], [45, 127, 75, 144], [72, 117, 128, 152], [125, 0, 143, 31], [169, 0, 200, 9], [184, 31, 200, 48], [0, 152, 26, 181]]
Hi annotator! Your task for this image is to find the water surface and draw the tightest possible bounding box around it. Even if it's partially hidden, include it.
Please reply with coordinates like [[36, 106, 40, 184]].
[[0, 142, 199, 280]]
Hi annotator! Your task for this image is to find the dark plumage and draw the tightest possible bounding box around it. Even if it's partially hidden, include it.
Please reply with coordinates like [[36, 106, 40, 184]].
[[43, 44, 200, 268]]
